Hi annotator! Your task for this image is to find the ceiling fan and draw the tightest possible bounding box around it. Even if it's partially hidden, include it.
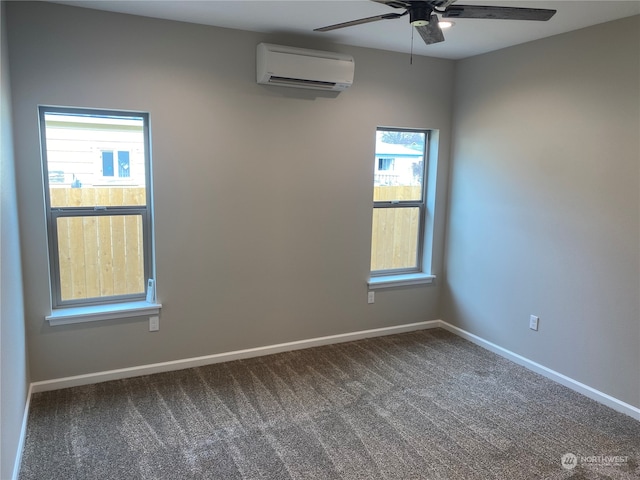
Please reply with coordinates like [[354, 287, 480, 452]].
[[314, 0, 557, 46]]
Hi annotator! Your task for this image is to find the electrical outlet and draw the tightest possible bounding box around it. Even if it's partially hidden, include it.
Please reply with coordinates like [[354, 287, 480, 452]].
[[149, 316, 160, 332], [529, 315, 539, 331], [367, 291, 375, 304]]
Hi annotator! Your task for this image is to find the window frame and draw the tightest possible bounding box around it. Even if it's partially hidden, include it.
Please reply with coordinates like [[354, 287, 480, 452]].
[[39, 106, 154, 309], [370, 127, 429, 278]]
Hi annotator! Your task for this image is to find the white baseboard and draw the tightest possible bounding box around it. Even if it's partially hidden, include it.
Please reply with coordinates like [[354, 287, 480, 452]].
[[437, 320, 640, 421], [12, 383, 33, 480], [30, 320, 441, 393], [28, 318, 640, 423]]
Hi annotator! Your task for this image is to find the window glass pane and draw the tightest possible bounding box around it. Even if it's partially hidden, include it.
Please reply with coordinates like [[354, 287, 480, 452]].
[[44, 112, 146, 207], [378, 158, 394, 171], [118, 151, 131, 178], [56, 215, 145, 301], [102, 151, 114, 177], [373, 130, 425, 201], [371, 207, 420, 271]]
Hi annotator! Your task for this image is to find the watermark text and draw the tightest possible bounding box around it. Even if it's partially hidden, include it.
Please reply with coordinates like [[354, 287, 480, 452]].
[[561, 453, 629, 470]]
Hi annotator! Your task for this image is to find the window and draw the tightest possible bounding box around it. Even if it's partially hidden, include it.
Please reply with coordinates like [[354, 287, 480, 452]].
[[118, 151, 131, 178], [102, 151, 115, 176], [39, 106, 154, 309], [378, 157, 395, 171], [371, 128, 428, 276], [101, 150, 131, 178]]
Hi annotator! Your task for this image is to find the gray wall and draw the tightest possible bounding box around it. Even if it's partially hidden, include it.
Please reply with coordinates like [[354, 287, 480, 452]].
[[444, 16, 640, 408], [7, 2, 453, 382], [1, 2, 30, 478]]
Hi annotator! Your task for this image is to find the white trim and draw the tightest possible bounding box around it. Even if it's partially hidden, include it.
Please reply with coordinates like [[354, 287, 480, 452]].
[[368, 273, 435, 289], [46, 301, 162, 326], [12, 384, 33, 480], [27, 319, 640, 422], [30, 320, 440, 393], [437, 320, 640, 421]]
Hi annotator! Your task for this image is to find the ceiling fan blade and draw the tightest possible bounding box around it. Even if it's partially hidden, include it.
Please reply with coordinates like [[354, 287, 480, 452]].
[[442, 5, 556, 21], [314, 12, 406, 32], [370, 0, 411, 9], [415, 14, 445, 46]]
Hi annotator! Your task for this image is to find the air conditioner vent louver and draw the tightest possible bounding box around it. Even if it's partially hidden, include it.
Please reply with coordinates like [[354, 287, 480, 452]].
[[257, 43, 354, 92], [268, 77, 337, 89]]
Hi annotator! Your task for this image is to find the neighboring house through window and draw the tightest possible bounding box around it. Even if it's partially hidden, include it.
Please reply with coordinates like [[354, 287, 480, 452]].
[[39, 106, 154, 309]]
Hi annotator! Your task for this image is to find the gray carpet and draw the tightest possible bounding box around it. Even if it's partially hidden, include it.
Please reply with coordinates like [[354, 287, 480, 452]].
[[19, 329, 640, 479]]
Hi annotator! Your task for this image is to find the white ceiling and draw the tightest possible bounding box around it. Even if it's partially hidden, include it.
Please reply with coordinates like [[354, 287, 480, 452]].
[[50, 1, 640, 59]]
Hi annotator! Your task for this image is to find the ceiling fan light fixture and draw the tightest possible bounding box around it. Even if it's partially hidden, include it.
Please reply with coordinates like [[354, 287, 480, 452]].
[[409, 5, 431, 26], [438, 20, 455, 29]]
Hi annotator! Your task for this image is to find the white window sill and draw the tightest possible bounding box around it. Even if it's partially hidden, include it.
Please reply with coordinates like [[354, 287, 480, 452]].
[[46, 301, 162, 326], [368, 273, 436, 290]]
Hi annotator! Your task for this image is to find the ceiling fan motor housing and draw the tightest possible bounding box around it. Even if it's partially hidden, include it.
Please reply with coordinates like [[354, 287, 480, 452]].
[[409, 4, 432, 26]]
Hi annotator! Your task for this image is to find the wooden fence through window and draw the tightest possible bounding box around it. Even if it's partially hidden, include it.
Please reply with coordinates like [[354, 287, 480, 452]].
[[50, 187, 145, 301], [371, 185, 423, 271]]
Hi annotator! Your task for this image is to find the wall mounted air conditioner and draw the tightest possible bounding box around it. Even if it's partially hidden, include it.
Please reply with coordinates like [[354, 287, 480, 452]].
[[256, 43, 354, 92]]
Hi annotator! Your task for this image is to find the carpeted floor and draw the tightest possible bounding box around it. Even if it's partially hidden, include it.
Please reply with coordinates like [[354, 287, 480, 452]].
[[19, 328, 640, 479]]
